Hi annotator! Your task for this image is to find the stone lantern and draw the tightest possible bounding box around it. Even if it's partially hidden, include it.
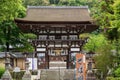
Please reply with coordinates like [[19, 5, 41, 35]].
[[22, 52, 29, 70], [1, 52, 12, 80], [5, 52, 11, 70], [86, 51, 96, 80], [22, 52, 31, 80]]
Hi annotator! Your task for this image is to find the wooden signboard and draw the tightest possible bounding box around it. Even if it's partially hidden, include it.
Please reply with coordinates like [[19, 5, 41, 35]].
[[76, 53, 86, 80]]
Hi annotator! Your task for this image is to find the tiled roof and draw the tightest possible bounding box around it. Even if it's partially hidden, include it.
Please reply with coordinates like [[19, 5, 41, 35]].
[[0, 52, 33, 58], [12, 52, 33, 58]]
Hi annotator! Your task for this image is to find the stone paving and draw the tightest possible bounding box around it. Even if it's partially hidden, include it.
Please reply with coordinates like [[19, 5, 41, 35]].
[[40, 69, 75, 80], [40, 61, 75, 80]]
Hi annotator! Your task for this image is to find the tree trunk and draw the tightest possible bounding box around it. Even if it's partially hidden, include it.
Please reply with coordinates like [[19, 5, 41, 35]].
[[6, 42, 10, 52], [6, 26, 10, 52]]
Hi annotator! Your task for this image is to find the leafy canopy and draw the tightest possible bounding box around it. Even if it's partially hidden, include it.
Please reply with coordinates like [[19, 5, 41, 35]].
[[83, 34, 108, 52], [0, 0, 37, 52], [0, 0, 26, 22]]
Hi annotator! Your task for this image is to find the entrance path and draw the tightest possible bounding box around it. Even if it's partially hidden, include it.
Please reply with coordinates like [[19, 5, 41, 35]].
[[40, 69, 74, 80], [31, 70, 41, 80]]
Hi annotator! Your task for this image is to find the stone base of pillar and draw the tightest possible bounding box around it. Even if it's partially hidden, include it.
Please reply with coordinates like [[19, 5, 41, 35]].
[[22, 70, 31, 80], [86, 70, 96, 80], [1, 70, 13, 80]]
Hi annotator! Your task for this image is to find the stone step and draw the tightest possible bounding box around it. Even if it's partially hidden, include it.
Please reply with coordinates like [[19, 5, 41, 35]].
[[40, 69, 75, 80], [49, 61, 66, 68], [49, 67, 66, 69]]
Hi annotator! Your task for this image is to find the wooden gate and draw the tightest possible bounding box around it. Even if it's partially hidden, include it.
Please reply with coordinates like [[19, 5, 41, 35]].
[[49, 55, 66, 61]]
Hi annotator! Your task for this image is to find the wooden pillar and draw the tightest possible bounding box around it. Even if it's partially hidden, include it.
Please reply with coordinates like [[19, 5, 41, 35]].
[[15, 59, 17, 67], [67, 41, 71, 69], [33, 49, 37, 69], [77, 32, 80, 40], [46, 47, 49, 69], [45, 41, 49, 69], [45, 49, 48, 69], [79, 40, 84, 52], [80, 45, 82, 52], [46, 27, 50, 69], [67, 47, 70, 69], [32, 40, 38, 68], [66, 26, 71, 69]]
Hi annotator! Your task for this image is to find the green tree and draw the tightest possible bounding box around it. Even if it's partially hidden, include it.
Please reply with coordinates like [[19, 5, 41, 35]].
[[23, 0, 49, 7], [15, 33, 37, 52], [58, 0, 87, 6], [23, 0, 89, 6], [0, 0, 36, 52], [109, 1, 120, 78], [112, 0, 120, 27], [0, 0, 26, 22], [94, 44, 114, 79], [106, 0, 120, 42], [83, 34, 115, 79], [114, 67, 120, 77], [49, 0, 60, 5], [83, 34, 107, 52], [90, 0, 114, 29], [0, 0, 25, 51]]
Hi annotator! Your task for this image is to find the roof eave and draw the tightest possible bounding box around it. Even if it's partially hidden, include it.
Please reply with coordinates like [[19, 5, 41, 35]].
[[15, 19, 92, 24]]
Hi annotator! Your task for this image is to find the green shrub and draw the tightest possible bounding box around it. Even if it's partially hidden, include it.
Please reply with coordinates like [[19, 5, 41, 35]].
[[0, 67, 5, 78], [31, 70, 38, 75], [106, 77, 120, 80], [10, 71, 25, 80], [114, 67, 120, 77]]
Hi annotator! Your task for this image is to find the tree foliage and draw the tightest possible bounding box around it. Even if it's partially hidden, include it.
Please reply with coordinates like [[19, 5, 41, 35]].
[[0, 0, 36, 52], [90, 0, 114, 29], [23, 0, 89, 6], [94, 43, 114, 79], [23, 0, 50, 7], [111, 0, 120, 37], [0, 0, 26, 50], [114, 67, 120, 77], [83, 33, 115, 79], [83, 34, 107, 52], [0, 0, 26, 22]]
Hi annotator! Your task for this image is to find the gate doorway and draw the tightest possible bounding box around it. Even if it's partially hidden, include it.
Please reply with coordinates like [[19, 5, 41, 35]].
[[48, 48, 67, 61], [49, 55, 66, 61], [48, 48, 67, 69]]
